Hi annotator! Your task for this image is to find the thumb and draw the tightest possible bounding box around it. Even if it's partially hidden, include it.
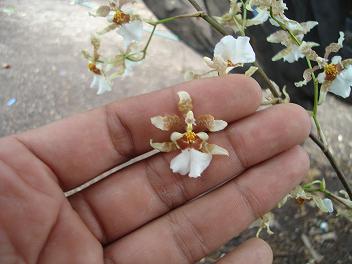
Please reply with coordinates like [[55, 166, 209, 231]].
[[216, 238, 273, 264]]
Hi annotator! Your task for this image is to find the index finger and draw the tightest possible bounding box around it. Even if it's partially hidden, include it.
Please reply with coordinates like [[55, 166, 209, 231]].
[[12, 75, 262, 191]]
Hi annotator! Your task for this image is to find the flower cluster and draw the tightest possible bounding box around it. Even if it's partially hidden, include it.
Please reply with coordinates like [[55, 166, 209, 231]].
[[150, 91, 229, 178], [83, 0, 145, 94], [296, 32, 352, 101]]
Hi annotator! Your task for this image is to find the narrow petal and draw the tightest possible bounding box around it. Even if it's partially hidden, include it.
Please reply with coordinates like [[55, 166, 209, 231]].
[[97, 76, 112, 95], [188, 149, 212, 178], [170, 149, 191, 175], [202, 143, 229, 156], [246, 9, 269, 26], [178, 91, 193, 115], [150, 140, 177, 152], [150, 115, 181, 131], [170, 132, 183, 143], [197, 114, 228, 132], [282, 45, 305, 63], [196, 132, 209, 141]]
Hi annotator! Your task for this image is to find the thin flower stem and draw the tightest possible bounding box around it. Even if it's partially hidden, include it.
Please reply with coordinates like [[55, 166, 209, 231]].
[[186, 0, 352, 198], [269, 10, 320, 123], [241, 0, 249, 32], [148, 11, 205, 26], [138, 12, 206, 60], [310, 133, 352, 199]]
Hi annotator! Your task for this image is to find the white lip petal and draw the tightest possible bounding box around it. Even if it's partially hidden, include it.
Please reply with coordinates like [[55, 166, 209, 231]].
[[232, 36, 256, 64], [188, 149, 212, 178], [90, 75, 99, 89], [97, 76, 112, 95], [329, 76, 352, 98], [118, 20, 144, 47], [214, 35, 236, 62], [214, 36, 255, 65], [170, 149, 191, 176]]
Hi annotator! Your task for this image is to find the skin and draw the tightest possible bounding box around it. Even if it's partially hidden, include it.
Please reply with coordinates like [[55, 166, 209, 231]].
[[0, 75, 311, 264]]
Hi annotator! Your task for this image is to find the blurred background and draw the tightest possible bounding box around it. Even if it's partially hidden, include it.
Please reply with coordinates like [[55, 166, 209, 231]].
[[0, 0, 351, 263]]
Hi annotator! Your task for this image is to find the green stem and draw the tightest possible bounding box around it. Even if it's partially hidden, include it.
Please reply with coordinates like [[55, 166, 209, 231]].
[[309, 133, 352, 199], [241, 0, 249, 32], [148, 11, 205, 26], [130, 12, 205, 61], [142, 24, 157, 56], [269, 9, 320, 118]]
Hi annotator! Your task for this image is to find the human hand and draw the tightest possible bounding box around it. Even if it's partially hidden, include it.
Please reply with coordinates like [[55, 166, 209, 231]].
[[0, 75, 310, 264]]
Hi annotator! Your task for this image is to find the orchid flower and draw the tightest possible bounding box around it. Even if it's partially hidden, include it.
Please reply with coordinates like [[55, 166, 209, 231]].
[[295, 32, 352, 102], [248, 0, 287, 17], [88, 63, 112, 95], [150, 91, 229, 178], [204, 36, 256, 76], [94, 0, 144, 47], [267, 21, 319, 63]]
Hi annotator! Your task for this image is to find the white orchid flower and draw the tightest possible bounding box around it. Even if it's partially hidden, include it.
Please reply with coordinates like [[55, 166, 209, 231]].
[[117, 20, 144, 47], [204, 36, 255, 75], [88, 63, 112, 95], [267, 21, 319, 63], [150, 91, 229, 178], [96, 0, 144, 46], [317, 56, 352, 100], [296, 32, 352, 101]]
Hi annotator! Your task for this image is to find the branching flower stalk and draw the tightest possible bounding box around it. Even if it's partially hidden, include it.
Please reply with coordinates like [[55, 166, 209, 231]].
[[186, 0, 352, 199], [268, 8, 325, 143]]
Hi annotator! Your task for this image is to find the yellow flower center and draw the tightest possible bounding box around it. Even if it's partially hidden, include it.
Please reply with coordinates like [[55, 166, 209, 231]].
[[324, 64, 339, 81], [113, 10, 130, 25], [227, 60, 235, 67], [185, 131, 197, 143], [88, 63, 101, 75]]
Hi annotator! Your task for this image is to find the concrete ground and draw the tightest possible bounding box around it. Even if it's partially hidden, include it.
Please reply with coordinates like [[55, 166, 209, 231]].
[[1, 0, 351, 263]]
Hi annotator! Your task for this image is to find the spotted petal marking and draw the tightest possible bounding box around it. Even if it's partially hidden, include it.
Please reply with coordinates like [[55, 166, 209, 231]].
[[150, 115, 181, 131], [177, 91, 193, 116], [196, 114, 228, 132], [150, 140, 177, 152]]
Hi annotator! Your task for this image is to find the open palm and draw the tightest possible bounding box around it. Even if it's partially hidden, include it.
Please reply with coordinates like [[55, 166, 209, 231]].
[[0, 75, 310, 264]]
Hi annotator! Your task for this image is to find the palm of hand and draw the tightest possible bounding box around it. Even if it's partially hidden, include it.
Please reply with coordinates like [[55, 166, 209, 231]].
[[0, 76, 310, 264]]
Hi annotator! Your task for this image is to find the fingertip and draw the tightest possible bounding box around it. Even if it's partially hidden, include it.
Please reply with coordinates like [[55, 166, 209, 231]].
[[291, 145, 311, 180], [217, 237, 273, 264], [247, 238, 273, 264], [225, 74, 262, 107], [286, 103, 312, 139]]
